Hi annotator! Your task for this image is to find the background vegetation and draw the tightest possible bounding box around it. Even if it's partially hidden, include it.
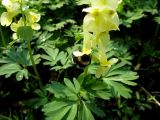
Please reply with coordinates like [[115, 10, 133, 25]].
[[0, 0, 160, 120]]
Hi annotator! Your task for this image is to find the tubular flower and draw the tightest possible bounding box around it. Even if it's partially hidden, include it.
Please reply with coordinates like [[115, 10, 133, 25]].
[[25, 11, 41, 30], [81, 0, 121, 77], [0, 0, 21, 26], [82, 31, 93, 54], [0, 0, 41, 40], [83, 7, 119, 33], [10, 11, 41, 40], [91, 0, 122, 10]]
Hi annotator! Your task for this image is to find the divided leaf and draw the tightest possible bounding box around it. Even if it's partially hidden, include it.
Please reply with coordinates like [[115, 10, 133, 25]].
[[0, 63, 28, 81], [41, 47, 72, 70], [102, 62, 138, 98]]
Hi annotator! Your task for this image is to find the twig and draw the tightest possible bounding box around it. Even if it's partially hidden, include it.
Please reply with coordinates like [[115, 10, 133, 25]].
[[0, 115, 12, 120], [139, 84, 160, 107]]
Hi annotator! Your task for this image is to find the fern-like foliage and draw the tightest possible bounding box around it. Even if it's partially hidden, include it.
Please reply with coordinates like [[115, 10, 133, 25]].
[[41, 46, 72, 71], [0, 47, 40, 81], [118, 0, 158, 27], [43, 77, 106, 120], [43, 19, 75, 32], [102, 61, 138, 98]]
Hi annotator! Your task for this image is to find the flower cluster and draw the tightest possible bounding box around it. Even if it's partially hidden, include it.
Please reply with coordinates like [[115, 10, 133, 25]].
[[0, 0, 40, 39], [82, 0, 121, 77]]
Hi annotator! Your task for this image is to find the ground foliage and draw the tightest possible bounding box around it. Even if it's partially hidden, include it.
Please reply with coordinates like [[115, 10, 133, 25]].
[[0, 0, 160, 120]]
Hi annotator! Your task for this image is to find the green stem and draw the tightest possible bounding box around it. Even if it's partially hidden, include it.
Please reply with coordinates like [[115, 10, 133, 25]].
[[20, 0, 42, 89], [56, 69, 63, 81], [28, 42, 42, 89], [0, 115, 12, 120], [0, 25, 6, 47]]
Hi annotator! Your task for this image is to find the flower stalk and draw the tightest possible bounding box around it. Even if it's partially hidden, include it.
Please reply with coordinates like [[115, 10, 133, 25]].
[[0, 0, 42, 88], [27, 41, 42, 89]]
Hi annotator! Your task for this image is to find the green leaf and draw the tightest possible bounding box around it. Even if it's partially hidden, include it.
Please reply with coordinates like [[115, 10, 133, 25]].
[[22, 69, 29, 79], [101, 61, 138, 98], [87, 103, 105, 118], [73, 78, 81, 93], [78, 102, 95, 120], [43, 101, 78, 120], [88, 64, 99, 75], [104, 71, 138, 86], [77, 72, 85, 85], [0, 63, 21, 77], [82, 102, 95, 120], [46, 82, 78, 100], [64, 78, 76, 93], [76, 0, 90, 5], [2, 47, 40, 66], [95, 90, 111, 100], [104, 80, 132, 98], [43, 101, 69, 114], [154, 17, 160, 24], [44, 19, 75, 31], [41, 47, 71, 70], [109, 62, 126, 72], [66, 104, 77, 120], [90, 81, 108, 90], [17, 26, 33, 41], [45, 105, 71, 120], [24, 97, 48, 109], [15, 69, 29, 81], [16, 70, 24, 81]]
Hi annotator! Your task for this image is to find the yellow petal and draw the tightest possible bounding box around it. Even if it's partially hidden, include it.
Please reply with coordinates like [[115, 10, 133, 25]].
[[97, 48, 110, 66], [10, 22, 18, 32], [2, 0, 20, 16], [7, 2, 20, 14], [2, 0, 12, 7], [91, 0, 121, 10], [108, 58, 118, 64], [82, 31, 92, 54], [31, 23, 41, 30], [12, 33, 18, 40], [83, 8, 119, 33], [99, 32, 110, 48], [10, 18, 24, 32], [26, 11, 41, 23], [0, 12, 12, 26]]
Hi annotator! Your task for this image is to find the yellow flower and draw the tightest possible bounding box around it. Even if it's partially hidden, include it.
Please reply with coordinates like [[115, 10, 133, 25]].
[[10, 17, 24, 32], [0, 0, 20, 26], [10, 17, 24, 40], [25, 11, 41, 30], [0, 12, 13, 26], [83, 7, 119, 34], [2, 0, 20, 14], [25, 11, 41, 23], [91, 0, 122, 11], [81, 0, 121, 71], [12, 32, 18, 40], [82, 31, 93, 54], [82, 0, 121, 34]]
